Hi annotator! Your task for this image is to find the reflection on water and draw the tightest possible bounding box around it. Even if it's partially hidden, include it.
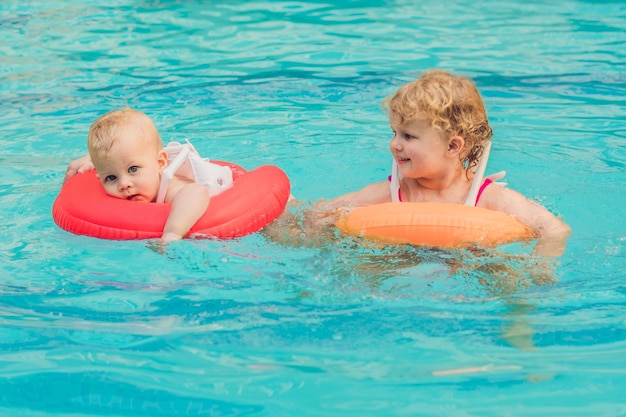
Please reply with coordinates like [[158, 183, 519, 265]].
[[265, 199, 565, 352]]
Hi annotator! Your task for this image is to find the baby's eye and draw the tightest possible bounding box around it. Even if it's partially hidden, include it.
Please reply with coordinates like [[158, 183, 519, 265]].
[[128, 166, 139, 174], [404, 133, 416, 140], [104, 175, 117, 183]]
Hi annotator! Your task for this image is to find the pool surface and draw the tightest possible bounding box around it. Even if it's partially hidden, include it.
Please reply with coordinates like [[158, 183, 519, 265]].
[[1, 1, 625, 416]]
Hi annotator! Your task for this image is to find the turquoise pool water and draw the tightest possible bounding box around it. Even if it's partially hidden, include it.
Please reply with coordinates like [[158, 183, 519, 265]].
[[1, 1, 625, 416]]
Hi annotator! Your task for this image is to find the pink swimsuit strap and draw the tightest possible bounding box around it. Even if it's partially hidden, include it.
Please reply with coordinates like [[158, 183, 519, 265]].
[[388, 176, 493, 206], [474, 178, 493, 206]]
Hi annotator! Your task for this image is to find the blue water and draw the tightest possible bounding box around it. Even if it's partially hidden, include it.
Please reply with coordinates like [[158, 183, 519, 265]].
[[1, 1, 625, 416]]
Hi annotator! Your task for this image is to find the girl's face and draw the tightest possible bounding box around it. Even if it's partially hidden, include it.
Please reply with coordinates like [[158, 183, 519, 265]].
[[93, 132, 167, 202], [388, 112, 450, 179]]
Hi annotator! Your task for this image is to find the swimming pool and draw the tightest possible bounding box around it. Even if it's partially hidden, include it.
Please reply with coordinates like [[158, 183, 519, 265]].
[[1, 0, 625, 416]]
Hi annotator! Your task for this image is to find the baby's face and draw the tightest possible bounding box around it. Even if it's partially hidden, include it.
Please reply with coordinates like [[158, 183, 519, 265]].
[[93, 136, 167, 202]]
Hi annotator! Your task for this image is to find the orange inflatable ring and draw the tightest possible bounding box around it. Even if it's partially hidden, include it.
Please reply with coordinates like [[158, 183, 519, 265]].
[[52, 161, 291, 240], [335, 202, 534, 248]]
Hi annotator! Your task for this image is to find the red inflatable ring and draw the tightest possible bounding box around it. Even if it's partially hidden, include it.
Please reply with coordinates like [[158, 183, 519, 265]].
[[52, 161, 291, 240]]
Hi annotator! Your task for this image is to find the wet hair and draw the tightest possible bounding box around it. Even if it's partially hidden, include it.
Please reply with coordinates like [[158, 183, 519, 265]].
[[87, 107, 162, 160], [383, 70, 493, 171]]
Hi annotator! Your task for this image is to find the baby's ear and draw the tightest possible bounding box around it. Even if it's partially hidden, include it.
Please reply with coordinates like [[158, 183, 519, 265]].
[[158, 149, 168, 170]]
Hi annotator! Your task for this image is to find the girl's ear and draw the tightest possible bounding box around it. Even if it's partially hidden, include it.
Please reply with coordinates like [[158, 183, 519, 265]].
[[447, 135, 465, 156]]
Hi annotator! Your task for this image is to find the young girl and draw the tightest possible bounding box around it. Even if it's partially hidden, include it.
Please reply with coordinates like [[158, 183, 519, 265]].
[[310, 70, 571, 256]]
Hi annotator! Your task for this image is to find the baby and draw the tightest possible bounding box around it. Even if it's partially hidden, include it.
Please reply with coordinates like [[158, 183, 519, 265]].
[[85, 108, 227, 243]]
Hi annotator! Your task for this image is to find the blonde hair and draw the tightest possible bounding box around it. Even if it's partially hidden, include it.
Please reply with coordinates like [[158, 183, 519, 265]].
[[384, 70, 493, 171], [87, 108, 162, 160]]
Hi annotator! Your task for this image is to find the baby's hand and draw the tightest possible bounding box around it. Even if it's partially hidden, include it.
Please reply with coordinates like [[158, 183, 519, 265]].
[[146, 233, 183, 255], [64, 154, 94, 183], [160, 232, 183, 243], [146, 233, 182, 255]]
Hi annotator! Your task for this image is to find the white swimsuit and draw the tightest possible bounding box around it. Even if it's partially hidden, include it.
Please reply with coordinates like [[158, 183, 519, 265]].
[[156, 140, 233, 203]]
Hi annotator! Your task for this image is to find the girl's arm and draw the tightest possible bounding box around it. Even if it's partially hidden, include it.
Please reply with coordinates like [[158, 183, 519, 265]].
[[310, 180, 392, 226], [480, 184, 571, 257], [161, 181, 210, 242], [326, 180, 392, 208], [263, 181, 391, 247]]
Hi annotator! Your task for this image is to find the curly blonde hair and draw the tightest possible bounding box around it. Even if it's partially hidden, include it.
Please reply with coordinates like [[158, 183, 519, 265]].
[[383, 70, 493, 171], [87, 108, 162, 160]]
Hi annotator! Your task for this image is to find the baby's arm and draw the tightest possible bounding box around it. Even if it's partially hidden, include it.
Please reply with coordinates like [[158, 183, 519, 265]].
[[161, 181, 210, 242], [480, 185, 571, 257], [64, 154, 94, 183]]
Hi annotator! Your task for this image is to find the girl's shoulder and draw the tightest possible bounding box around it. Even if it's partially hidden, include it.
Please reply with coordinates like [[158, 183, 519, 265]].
[[475, 181, 511, 210]]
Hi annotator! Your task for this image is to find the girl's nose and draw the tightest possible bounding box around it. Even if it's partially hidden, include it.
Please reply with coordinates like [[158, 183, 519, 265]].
[[389, 134, 401, 150]]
